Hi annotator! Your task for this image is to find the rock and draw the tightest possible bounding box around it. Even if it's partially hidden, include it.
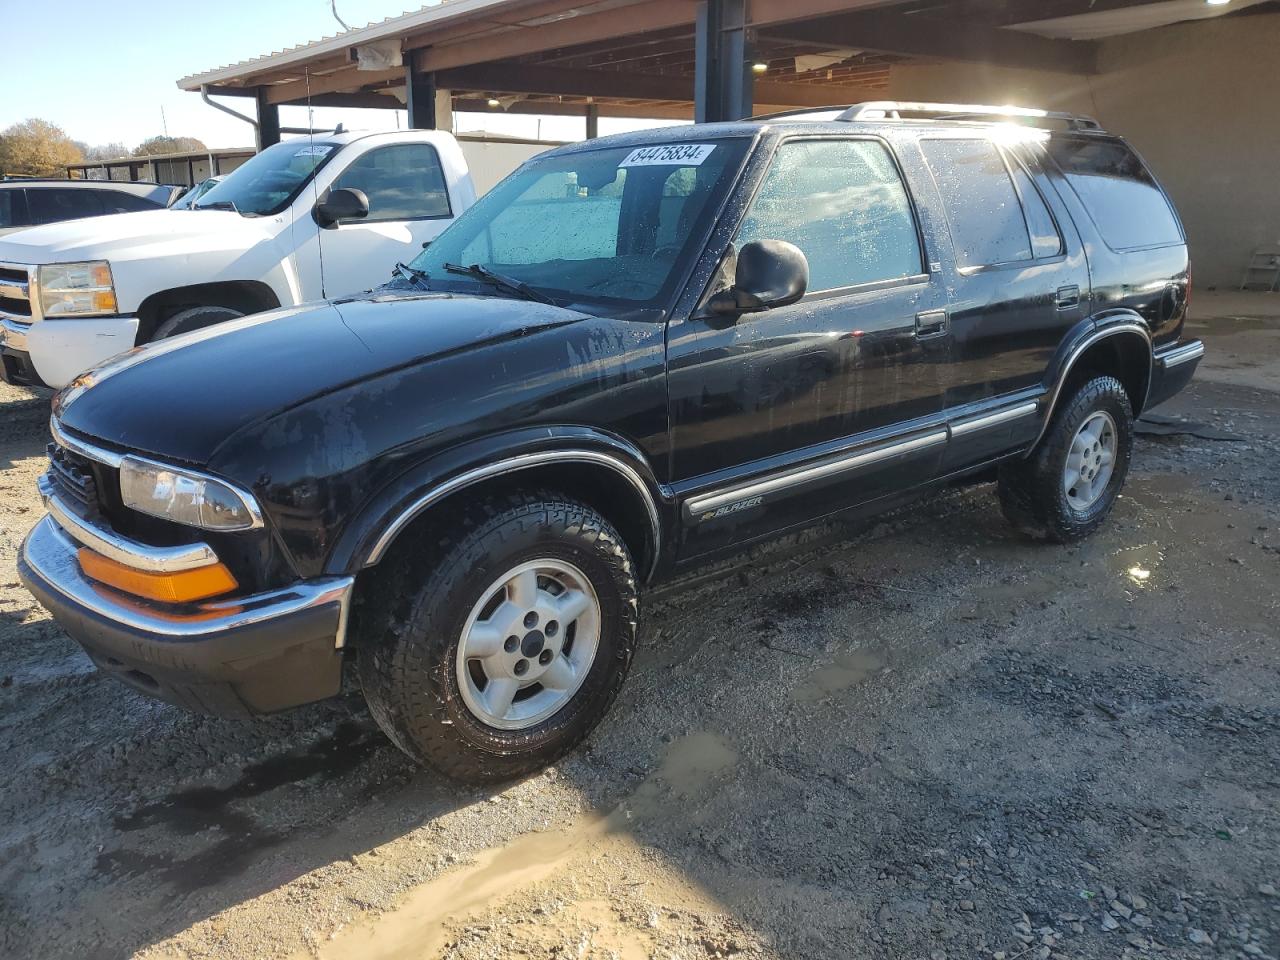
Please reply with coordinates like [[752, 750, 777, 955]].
[[959, 900, 975, 912], [1128, 894, 1148, 911], [1102, 914, 1120, 932], [1258, 883, 1277, 898], [1111, 900, 1133, 920], [1103, 885, 1118, 902], [1188, 929, 1212, 945]]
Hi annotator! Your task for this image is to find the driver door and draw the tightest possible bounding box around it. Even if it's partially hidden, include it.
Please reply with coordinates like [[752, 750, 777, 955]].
[[667, 136, 952, 558]]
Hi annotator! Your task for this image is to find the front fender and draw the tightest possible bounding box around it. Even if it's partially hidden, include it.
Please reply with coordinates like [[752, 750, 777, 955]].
[[323, 426, 673, 579]]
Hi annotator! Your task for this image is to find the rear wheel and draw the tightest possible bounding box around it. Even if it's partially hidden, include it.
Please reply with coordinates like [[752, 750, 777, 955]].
[[357, 492, 639, 782], [998, 375, 1134, 543], [152, 304, 244, 341]]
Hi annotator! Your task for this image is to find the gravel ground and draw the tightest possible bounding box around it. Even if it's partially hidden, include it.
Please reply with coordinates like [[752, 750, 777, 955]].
[[0, 293, 1277, 960]]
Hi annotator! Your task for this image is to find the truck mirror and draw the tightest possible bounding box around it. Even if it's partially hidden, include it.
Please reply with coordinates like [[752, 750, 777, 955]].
[[314, 187, 370, 228], [708, 239, 809, 316]]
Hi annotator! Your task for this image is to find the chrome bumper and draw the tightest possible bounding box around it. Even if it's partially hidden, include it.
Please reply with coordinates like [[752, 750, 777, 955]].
[[1, 315, 30, 351], [1155, 339, 1205, 369]]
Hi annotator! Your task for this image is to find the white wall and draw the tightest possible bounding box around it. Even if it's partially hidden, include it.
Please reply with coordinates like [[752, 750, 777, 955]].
[[887, 13, 1280, 289]]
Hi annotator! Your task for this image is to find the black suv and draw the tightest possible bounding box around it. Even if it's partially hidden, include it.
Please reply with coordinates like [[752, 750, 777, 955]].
[[19, 102, 1204, 782]]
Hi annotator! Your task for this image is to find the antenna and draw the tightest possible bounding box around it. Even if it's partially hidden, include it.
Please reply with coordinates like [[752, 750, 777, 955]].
[[306, 66, 329, 298], [330, 0, 350, 31]]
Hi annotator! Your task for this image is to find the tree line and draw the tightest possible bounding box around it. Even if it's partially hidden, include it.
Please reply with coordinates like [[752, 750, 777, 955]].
[[0, 119, 208, 178]]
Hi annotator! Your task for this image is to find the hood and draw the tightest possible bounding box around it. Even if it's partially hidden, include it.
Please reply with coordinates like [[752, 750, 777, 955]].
[[0, 208, 266, 265], [53, 293, 591, 465]]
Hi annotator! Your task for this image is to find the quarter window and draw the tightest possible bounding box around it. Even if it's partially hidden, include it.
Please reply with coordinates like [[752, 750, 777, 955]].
[[1009, 159, 1064, 259], [330, 143, 451, 222], [736, 139, 923, 292], [920, 138, 1035, 269], [27, 189, 103, 224], [1046, 136, 1181, 251]]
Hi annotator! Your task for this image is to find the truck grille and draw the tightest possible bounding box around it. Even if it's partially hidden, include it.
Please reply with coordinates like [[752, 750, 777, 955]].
[[0, 265, 32, 318], [46, 442, 101, 515]]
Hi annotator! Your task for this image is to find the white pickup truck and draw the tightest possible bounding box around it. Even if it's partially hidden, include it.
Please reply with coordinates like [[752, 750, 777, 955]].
[[0, 129, 534, 389]]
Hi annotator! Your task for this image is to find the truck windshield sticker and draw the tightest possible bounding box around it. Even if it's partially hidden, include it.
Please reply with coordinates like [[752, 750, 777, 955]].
[[294, 145, 334, 157], [621, 144, 716, 167]]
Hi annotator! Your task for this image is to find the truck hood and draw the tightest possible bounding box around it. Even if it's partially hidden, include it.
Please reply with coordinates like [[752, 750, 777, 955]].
[[53, 293, 591, 465], [0, 208, 266, 265]]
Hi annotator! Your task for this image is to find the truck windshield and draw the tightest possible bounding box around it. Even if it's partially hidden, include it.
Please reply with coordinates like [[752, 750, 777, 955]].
[[409, 139, 750, 308], [194, 140, 338, 217]]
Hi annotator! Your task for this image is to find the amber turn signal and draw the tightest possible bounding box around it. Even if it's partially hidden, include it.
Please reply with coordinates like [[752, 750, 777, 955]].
[[77, 549, 238, 603]]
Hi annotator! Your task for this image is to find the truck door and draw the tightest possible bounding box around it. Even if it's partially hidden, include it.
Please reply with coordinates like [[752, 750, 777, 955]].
[[667, 135, 952, 559], [302, 142, 461, 299]]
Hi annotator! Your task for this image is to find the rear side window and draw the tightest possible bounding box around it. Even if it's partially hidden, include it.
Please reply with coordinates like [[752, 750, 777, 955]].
[[0, 190, 25, 228], [737, 138, 923, 292], [1009, 160, 1064, 259], [1047, 137, 1181, 251], [27, 189, 104, 225], [101, 191, 159, 214], [330, 143, 451, 222], [920, 138, 1034, 269]]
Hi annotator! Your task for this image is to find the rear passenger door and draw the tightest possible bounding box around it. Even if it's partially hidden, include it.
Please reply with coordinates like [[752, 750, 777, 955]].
[[667, 135, 952, 558], [916, 136, 1090, 469]]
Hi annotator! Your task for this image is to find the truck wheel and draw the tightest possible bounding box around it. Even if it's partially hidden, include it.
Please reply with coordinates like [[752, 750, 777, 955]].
[[357, 492, 639, 783], [152, 304, 244, 341], [998, 375, 1134, 543]]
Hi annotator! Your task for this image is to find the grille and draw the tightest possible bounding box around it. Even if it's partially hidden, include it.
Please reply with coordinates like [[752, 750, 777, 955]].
[[0, 265, 31, 317], [46, 442, 100, 515]]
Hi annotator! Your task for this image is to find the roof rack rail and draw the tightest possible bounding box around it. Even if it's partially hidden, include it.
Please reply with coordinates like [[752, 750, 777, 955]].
[[749, 105, 856, 122], [838, 101, 1104, 132]]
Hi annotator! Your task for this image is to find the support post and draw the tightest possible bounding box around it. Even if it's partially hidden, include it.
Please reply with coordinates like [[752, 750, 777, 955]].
[[255, 88, 281, 150], [406, 65, 439, 129], [585, 103, 599, 140], [695, 0, 753, 123]]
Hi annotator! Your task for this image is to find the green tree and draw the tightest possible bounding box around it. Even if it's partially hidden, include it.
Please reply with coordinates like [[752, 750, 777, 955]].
[[132, 135, 208, 157], [0, 119, 85, 177]]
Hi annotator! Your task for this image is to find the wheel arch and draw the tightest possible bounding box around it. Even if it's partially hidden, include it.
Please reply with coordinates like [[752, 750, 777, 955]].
[[1030, 312, 1152, 452], [327, 429, 669, 584], [136, 280, 282, 343]]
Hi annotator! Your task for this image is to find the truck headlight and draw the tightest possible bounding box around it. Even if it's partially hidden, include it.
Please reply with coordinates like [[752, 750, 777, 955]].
[[38, 261, 118, 317], [119, 457, 261, 531]]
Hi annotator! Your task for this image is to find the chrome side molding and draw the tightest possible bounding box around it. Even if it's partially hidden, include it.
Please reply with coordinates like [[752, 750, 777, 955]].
[[950, 401, 1039, 438], [1157, 340, 1205, 369]]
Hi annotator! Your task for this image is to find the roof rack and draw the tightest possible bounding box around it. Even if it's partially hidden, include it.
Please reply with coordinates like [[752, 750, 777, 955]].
[[749, 105, 857, 122], [837, 101, 1104, 132]]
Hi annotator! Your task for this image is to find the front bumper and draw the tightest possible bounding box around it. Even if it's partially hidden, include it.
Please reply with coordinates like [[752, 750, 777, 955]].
[[0, 317, 46, 387], [18, 514, 353, 718]]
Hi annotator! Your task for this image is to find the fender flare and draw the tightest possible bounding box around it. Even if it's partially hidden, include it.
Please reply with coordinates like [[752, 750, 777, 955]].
[[1029, 311, 1152, 451], [325, 427, 670, 581]]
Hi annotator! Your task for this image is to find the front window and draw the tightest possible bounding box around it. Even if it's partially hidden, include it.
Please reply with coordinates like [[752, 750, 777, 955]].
[[195, 140, 338, 217], [408, 139, 750, 308]]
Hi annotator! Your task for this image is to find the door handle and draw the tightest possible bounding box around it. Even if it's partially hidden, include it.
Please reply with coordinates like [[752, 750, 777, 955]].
[[915, 309, 948, 339], [1056, 285, 1081, 310]]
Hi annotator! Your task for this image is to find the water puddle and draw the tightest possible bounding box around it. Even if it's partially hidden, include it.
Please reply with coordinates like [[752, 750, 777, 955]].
[[794, 647, 885, 703], [1186, 314, 1280, 336]]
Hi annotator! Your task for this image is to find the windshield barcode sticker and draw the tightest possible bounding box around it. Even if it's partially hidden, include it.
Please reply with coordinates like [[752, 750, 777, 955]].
[[294, 145, 333, 157], [621, 144, 716, 167]]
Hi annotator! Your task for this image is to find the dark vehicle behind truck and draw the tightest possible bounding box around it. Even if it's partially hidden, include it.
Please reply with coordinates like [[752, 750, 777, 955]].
[[19, 102, 1202, 782]]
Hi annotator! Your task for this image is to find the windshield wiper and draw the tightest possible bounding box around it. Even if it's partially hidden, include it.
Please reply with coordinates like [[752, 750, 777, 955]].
[[394, 262, 431, 290], [443, 262, 553, 305]]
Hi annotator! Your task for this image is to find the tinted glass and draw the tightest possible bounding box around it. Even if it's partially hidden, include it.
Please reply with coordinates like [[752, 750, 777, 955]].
[[921, 139, 1032, 268], [1047, 136, 1181, 251], [101, 191, 159, 214], [409, 139, 749, 307], [196, 140, 337, 216], [27, 189, 103, 224], [1009, 159, 1063, 258], [0, 190, 22, 228], [330, 143, 451, 221], [737, 139, 922, 291]]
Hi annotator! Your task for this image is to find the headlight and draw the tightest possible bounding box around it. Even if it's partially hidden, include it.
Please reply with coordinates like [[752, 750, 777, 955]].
[[119, 457, 261, 531], [38, 261, 118, 317]]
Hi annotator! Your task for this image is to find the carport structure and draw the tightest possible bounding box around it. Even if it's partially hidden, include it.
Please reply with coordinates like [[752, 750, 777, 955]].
[[178, 0, 1280, 288]]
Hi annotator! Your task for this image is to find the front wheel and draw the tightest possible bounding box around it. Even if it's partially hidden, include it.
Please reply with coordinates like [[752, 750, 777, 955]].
[[998, 375, 1134, 543], [357, 492, 639, 782]]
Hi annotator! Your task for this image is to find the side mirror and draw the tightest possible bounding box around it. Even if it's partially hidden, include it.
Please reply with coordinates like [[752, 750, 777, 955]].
[[707, 239, 809, 317], [314, 187, 370, 228]]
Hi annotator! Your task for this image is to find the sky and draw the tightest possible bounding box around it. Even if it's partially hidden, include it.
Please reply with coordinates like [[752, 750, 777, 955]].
[[0, 0, 683, 153]]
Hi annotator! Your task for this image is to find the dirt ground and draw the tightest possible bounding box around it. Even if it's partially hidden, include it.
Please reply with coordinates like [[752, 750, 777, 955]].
[[1, 292, 1278, 960]]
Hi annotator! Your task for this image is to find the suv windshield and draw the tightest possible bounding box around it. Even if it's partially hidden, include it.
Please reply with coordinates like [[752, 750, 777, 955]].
[[409, 139, 749, 308], [195, 140, 337, 216]]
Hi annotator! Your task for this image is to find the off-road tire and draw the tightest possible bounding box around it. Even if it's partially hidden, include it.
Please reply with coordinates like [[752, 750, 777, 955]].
[[357, 491, 639, 783], [998, 375, 1134, 543], [152, 304, 244, 341]]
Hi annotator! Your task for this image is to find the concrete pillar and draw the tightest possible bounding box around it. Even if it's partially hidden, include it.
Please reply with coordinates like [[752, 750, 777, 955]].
[[585, 103, 600, 139]]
